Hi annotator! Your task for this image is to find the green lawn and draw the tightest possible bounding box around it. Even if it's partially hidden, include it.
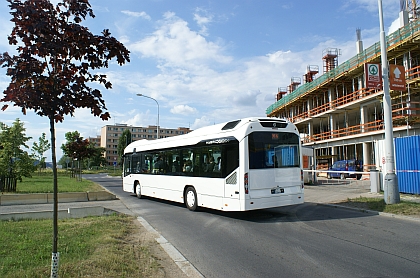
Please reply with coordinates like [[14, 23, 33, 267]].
[[0, 215, 162, 277], [13, 173, 104, 193]]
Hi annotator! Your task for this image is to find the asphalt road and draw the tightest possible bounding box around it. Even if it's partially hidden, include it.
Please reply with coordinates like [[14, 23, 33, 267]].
[[86, 174, 420, 278]]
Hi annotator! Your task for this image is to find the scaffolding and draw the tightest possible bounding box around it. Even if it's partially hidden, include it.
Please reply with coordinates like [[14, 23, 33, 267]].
[[304, 65, 319, 83], [266, 18, 420, 116]]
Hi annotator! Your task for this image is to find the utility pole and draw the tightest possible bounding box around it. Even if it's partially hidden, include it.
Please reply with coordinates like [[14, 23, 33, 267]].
[[378, 0, 400, 204]]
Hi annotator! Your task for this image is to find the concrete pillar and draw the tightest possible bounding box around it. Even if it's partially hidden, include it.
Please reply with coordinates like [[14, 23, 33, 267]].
[[363, 142, 370, 172], [331, 146, 337, 164], [307, 99, 312, 117], [329, 114, 335, 138], [308, 121, 313, 139], [399, 9, 409, 28], [370, 169, 380, 193], [328, 88, 334, 109], [357, 75, 364, 99], [360, 105, 368, 132], [344, 111, 348, 129], [356, 28, 363, 54]]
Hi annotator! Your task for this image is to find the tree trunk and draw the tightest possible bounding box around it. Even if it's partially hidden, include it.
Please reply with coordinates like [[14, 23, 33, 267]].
[[49, 116, 59, 277]]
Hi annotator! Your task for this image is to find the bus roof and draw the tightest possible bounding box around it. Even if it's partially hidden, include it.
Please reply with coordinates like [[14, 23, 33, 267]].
[[124, 117, 295, 154]]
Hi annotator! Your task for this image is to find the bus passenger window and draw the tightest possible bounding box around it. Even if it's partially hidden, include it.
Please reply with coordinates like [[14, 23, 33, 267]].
[[183, 159, 192, 172], [172, 156, 181, 172], [143, 156, 152, 173], [154, 156, 164, 173], [209, 156, 216, 172], [214, 157, 222, 172]]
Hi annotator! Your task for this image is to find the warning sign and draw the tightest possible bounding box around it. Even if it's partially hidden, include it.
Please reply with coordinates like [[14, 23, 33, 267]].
[[365, 63, 382, 89], [389, 64, 406, 91]]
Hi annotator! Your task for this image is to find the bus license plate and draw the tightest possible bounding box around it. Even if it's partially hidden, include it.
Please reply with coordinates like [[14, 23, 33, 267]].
[[271, 187, 284, 194]]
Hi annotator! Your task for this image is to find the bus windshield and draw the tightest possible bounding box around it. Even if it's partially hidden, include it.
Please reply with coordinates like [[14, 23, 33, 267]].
[[248, 131, 300, 169]]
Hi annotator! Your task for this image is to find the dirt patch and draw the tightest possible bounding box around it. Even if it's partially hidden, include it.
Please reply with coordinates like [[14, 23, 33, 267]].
[[129, 219, 189, 278]]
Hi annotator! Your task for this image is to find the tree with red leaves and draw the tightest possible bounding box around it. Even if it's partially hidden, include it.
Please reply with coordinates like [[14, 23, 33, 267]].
[[0, 0, 130, 275], [61, 131, 98, 180]]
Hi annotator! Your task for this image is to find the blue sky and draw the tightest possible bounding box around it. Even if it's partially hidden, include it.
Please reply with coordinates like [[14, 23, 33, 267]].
[[0, 0, 401, 161]]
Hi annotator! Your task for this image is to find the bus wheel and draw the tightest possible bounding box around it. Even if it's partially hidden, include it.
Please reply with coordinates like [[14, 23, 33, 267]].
[[135, 182, 142, 199], [185, 187, 198, 211]]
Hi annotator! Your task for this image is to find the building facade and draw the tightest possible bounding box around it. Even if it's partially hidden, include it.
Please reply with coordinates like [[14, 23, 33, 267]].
[[88, 135, 101, 147], [266, 10, 420, 172], [99, 124, 191, 166]]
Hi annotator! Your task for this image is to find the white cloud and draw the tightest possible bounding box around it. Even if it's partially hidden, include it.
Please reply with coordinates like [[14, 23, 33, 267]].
[[122, 113, 145, 126], [170, 104, 198, 115], [121, 10, 151, 20], [191, 116, 212, 130], [114, 36, 365, 127], [128, 12, 232, 69], [118, 35, 130, 44], [193, 8, 213, 35]]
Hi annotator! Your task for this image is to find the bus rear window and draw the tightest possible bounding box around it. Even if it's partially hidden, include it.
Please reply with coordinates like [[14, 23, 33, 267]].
[[248, 132, 300, 169]]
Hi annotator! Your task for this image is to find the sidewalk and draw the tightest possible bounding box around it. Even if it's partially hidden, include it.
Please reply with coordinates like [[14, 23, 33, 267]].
[[305, 178, 420, 204], [304, 178, 375, 203], [0, 199, 134, 220]]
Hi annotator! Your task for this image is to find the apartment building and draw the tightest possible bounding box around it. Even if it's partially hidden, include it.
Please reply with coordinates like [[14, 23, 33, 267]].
[[266, 8, 420, 171], [88, 135, 101, 147], [99, 124, 191, 166]]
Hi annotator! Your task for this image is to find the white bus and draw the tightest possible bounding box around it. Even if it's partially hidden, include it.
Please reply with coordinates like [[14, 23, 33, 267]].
[[122, 117, 304, 211]]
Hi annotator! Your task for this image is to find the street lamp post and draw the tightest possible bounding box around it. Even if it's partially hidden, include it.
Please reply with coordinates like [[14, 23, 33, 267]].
[[378, 0, 399, 204], [137, 93, 160, 139]]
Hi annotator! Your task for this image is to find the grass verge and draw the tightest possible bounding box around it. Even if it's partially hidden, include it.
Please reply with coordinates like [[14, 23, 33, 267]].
[[343, 196, 420, 217], [0, 214, 164, 278], [13, 174, 104, 193]]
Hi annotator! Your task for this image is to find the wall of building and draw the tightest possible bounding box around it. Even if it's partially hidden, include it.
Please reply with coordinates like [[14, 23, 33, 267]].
[[96, 124, 191, 166]]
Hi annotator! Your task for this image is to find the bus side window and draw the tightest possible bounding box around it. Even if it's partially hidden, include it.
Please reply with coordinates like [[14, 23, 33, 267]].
[[225, 143, 239, 174], [181, 149, 193, 174], [153, 151, 168, 174], [172, 156, 181, 172], [143, 154, 152, 174], [123, 154, 131, 176], [192, 152, 201, 175]]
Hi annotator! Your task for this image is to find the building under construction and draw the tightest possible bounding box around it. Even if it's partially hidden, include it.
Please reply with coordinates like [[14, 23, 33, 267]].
[[266, 1, 420, 172]]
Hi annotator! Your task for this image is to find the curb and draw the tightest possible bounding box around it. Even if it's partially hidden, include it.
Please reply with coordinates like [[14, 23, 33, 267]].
[[319, 203, 420, 222], [0, 206, 117, 221], [0, 191, 117, 206]]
